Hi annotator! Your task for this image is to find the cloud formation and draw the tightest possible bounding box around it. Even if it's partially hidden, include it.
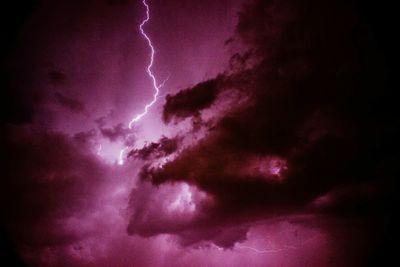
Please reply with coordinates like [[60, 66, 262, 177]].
[[128, 0, 396, 250], [128, 135, 180, 160], [163, 78, 222, 123], [1, 0, 397, 266]]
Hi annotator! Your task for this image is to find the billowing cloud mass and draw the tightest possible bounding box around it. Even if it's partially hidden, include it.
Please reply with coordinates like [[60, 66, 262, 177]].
[[162, 78, 222, 123], [131, 0, 396, 246], [0, 0, 397, 266], [128, 135, 180, 160]]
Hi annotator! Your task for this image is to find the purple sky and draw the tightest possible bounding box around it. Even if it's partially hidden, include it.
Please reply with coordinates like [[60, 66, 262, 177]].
[[9, 0, 242, 164], [1, 0, 397, 266]]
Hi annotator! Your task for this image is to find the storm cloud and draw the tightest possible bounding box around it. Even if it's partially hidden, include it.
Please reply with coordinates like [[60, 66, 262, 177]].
[[1, 0, 397, 266], [129, 0, 397, 251]]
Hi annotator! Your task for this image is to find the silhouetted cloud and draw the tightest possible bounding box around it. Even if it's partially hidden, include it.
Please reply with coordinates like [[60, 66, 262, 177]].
[[163, 78, 222, 123], [128, 136, 180, 160], [128, 0, 397, 249]]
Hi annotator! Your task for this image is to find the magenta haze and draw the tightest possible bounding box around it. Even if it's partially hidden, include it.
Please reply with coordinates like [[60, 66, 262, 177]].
[[1, 0, 394, 266]]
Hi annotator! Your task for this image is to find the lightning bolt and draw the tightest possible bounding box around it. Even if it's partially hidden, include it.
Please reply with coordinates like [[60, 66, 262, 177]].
[[128, 0, 165, 129], [236, 244, 297, 254], [118, 0, 166, 165]]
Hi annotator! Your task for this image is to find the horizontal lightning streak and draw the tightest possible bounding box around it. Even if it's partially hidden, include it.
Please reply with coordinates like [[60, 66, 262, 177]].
[[236, 244, 297, 254]]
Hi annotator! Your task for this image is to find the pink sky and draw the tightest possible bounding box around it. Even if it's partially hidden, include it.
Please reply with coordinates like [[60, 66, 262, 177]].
[[1, 0, 395, 266]]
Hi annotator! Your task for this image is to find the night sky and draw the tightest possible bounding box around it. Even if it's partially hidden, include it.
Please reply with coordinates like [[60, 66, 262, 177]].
[[1, 0, 398, 266]]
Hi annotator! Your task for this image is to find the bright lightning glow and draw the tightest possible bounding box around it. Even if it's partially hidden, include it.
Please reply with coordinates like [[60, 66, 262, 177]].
[[116, 0, 167, 166], [128, 0, 164, 129], [118, 147, 129, 165], [167, 183, 196, 213]]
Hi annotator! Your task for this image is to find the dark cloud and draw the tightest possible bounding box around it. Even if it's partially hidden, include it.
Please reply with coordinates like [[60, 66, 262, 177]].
[[127, 180, 249, 248], [1, 125, 109, 249], [54, 92, 85, 113], [177, 223, 249, 248], [129, 0, 398, 248], [1, 0, 397, 265], [162, 78, 222, 123], [128, 136, 180, 160], [308, 182, 390, 216]]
